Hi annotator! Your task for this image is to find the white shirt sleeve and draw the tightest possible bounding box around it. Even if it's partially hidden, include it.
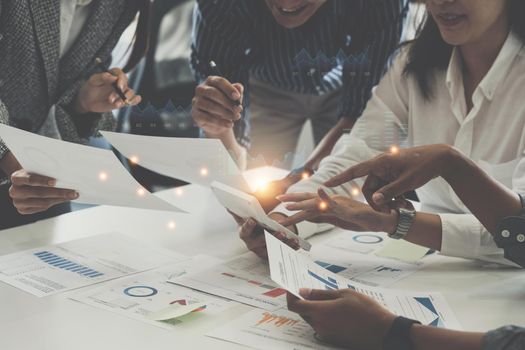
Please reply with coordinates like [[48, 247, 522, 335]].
[[440, 156, 525, 267], [272, 51, 411, 238]]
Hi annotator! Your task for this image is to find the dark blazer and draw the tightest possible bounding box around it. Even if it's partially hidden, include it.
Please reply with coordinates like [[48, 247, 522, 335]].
[[0, 0, 137, 160]]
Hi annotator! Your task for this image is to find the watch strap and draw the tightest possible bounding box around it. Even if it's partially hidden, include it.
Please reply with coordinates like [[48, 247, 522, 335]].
[[389, 208, 416, 240], [383, 316, 421, 350]]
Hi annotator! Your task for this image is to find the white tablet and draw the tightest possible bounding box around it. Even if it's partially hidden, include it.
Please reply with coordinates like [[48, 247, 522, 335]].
[[211, 181, 312, 251]]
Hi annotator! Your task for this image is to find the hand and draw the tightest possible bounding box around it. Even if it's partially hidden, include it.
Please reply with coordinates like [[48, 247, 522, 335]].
[[9, 170, 78, 215], [287, 288, 396, 350], [231, 213, 300, 260], [74, 68, 141, 114], [325, 144, 455, 212], [253, 176, 297, 213], [191, 76, 243, 138], [277, 188, 398, 233]]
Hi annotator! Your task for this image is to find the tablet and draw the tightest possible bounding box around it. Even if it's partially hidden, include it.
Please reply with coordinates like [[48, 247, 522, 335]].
[[211, 181, 312, 251]]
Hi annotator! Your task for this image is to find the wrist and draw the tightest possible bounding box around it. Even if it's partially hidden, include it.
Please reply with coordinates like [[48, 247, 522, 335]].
[[72, 93, 89, 115], [440, 145, 465, 182], [382, 210, 399, 235]]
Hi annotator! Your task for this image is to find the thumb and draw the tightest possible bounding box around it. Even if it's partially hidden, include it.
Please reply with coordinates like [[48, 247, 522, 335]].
[[373, 177, 411, 206], [232, 83, 244, 103], [300, 288, 341, 301]]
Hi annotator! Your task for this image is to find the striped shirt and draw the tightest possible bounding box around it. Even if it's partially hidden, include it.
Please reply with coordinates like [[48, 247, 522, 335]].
[[191, 0, 407, 148]]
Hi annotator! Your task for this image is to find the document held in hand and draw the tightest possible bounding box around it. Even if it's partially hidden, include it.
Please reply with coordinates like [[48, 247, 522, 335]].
[[101, 131, 252, 192], [211, 181, 312, 251], [264, 232, 461, 329], [0, 124, 184, 212]]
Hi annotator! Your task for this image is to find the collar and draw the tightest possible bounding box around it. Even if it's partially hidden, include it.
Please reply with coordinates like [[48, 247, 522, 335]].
[[446, 31, 524, 101]]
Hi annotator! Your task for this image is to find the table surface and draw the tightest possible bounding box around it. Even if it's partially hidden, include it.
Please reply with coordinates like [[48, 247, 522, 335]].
[[1, 167, 524, 350]]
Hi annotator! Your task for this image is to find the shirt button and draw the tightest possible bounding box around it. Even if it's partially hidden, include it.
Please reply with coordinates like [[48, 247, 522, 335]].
[[501, 230, 511, 238], [517, 234, 525, 243]]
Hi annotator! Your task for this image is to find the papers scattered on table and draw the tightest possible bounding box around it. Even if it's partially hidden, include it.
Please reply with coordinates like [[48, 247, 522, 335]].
[[311, 235, 424, 287], [265, 232, 461, 329], [169, 252, 287, 311], [207, 308, 340, 350], [0, 124, 183, 212], [323, 231, 429, 263], [101, 131, 252, 192], [71, 255, 236, 329], [0, 233, 185, 297]]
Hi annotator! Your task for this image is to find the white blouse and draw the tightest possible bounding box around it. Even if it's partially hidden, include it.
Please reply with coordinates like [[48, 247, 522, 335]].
[[276, 31, 525, 267]]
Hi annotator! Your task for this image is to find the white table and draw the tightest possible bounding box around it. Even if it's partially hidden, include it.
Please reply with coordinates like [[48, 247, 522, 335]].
[[1, 167, 524, 350]]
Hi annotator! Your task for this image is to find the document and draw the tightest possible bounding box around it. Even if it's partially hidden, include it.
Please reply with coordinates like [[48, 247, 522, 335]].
[[0, 233, 185, 297], [265, 232, 461, 329], [101, 131, 252, 192], [207, 308, 341, 350], [169, 253, 287, 311], [71, 256, 236, 329], [211, 181, 311, 251], [310, 242, 424, 287], [0, 125, 183, 212], [323, 231, 429, 263]]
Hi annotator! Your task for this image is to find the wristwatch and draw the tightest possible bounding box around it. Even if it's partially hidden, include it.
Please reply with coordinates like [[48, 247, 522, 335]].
[[494, 193, 525, 267], [389, 208, 416, 240], [383, 316, 421, 350]]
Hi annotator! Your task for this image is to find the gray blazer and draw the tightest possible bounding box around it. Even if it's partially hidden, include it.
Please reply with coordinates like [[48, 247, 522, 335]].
[[0, 0, 137, 161]]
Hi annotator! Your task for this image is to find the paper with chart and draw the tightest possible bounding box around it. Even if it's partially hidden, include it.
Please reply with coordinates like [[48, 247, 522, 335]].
[[71, 255, 236, 329], [0, 233, 185, 297], [169, 252, 287, 311], [310, 238, 424, 287], [0, 124, 183, 212], [207, 308, 341, 350], [101, 131, 252, 192], [265, 232, 461, 329], [323, 231, 429, 263]]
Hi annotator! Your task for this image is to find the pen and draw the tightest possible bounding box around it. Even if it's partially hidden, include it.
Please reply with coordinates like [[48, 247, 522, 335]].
[[209, 61, 241, 106], [94, 57, 129, 105]]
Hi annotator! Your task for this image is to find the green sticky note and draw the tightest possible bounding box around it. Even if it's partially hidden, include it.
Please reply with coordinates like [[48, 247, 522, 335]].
[[375, 239, 429, 262]]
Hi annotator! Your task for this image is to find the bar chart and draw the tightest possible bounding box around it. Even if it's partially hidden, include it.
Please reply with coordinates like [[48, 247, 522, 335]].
[[34, 251, 104, 278]]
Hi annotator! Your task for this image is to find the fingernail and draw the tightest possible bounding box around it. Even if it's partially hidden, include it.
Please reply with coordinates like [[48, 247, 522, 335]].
[[285, 204, 294, 210], [48, 180, 56, 186], [299, 288, 311, 298], [276, 195, 285, 201], [232, 92, 240, 99], [68, 191, 79, 199], [373, 193, 385, 204]]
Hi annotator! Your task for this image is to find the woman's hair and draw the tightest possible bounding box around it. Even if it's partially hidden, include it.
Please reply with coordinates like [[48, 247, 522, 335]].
[[123, 0, 153, 73], [403, 0, 525, 100]]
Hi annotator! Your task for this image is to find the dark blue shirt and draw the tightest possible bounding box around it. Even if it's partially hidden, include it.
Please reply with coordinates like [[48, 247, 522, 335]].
[[191, 0, 408, 148]]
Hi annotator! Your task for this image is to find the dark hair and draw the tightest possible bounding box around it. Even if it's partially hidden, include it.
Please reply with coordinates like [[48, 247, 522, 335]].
[[123, 0, 153, 72], [403, 0, 525, 100]]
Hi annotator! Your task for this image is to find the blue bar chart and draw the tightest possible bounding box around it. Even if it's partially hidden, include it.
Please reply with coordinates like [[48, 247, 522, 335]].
[[34, 251, 104, 278]]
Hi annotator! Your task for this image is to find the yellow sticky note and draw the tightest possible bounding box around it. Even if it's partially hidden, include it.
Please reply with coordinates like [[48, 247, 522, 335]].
[[375, 239, 429, 262]]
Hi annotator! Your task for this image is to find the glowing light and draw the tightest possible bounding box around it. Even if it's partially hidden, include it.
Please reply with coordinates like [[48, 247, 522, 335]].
[[167, 221, 176, 230], [137, 187, 146, 197], [254, 178, 270, 193], [319, 201, 328, 211], [99, 172, 108, 181], [200, 167, 209, 177], [390, 145, 399, 155], [175, 188, 184, 196], [130, 155, 139, 164], [351, 188, 360, 197], [301, 172, 310, 180]]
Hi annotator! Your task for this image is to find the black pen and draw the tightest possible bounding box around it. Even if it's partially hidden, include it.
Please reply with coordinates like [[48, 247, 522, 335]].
[[95, 57, 129, 105], [209, 61, 241, 106]]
